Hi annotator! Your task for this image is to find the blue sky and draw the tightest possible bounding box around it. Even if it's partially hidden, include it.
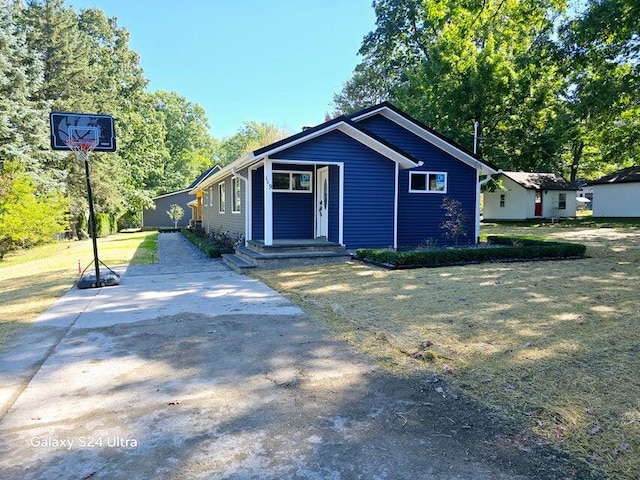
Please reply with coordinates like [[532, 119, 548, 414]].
[[66, 0, 377, 138]]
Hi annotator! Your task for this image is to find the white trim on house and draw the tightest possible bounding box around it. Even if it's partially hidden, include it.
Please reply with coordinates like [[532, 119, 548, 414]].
[[218, 182, 226, 214], [351, 107, 498, 176], [189, 118, 420, 196], [394, 163, 399, 249], [264, 158, 273, 246], [408, 171, 448, 194], [152, 188, 189, 200], [232, 177, 241, 213], [253, 122, 418, 171]]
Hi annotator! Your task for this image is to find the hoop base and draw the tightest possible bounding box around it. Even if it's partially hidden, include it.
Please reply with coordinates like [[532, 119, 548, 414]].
[[77, 271, 121, 289]]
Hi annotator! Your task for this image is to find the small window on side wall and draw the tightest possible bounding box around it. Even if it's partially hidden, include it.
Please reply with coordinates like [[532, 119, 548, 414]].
[[232, 177, 241, 213], [409, 171, 447, 193], [500, 194, 505, 207], [558, 193, 566, 210], [218, 182, 225, 214]]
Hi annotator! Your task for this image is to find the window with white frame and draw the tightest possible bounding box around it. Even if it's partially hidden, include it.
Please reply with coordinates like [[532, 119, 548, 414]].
[[500, 194, 505, 207], [558, 193, 566, 210], [218, 182, 225, 213], [409, 171, 447, 193], [272, 170, 312, 192], [232, 177, 241, 213]]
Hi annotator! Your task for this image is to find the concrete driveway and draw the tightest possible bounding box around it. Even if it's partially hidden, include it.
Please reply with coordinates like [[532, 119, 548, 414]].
[[0, 234, 594, 479]]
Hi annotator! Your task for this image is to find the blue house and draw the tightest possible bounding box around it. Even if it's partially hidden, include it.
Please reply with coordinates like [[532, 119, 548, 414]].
[[191, 103, 497, 269]]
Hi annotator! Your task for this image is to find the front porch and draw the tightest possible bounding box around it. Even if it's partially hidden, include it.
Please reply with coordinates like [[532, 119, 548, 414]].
[[222, 239, 351, 273]]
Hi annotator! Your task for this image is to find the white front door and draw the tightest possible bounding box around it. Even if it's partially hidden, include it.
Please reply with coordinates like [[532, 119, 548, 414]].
[[316, 167, 329, 238]]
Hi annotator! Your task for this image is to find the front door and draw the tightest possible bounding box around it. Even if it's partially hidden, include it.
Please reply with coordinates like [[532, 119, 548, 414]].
[[316, 167, 329, 238], [534, 190, 543, 216]]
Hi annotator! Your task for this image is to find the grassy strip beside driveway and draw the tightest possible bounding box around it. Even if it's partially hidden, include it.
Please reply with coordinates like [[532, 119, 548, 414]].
[[0, 231, 158, 351], [253, 225, 640, 479]]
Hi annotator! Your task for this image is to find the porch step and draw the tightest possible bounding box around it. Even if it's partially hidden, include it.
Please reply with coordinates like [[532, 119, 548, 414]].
[[221, 253, 257, 274], [231, 244, 351, 272], [247, 239, 343, 253]]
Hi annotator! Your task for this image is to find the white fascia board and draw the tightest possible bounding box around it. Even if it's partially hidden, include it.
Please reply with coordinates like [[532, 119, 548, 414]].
[[252, 121, 417, 169], [189, 153, 257, 194], [153, 189, 190, 200], [353, 107, 497, 175]]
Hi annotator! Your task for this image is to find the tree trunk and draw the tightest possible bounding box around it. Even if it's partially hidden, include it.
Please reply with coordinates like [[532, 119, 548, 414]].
[[570, 141, 584, 182]]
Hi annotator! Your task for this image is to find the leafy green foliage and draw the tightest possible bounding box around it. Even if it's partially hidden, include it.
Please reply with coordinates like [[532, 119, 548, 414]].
[[216, 121, 289, 166], [335, 0, 639, 180], [0, 162, 68, 257], [166, 204, 185, 229]]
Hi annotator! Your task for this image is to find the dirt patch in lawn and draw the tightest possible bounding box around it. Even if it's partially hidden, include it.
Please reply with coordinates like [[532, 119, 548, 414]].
[[253, 226, 640, 479]]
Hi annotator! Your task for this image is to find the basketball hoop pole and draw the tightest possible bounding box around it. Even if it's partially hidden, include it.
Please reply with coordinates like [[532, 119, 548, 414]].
[[82, 150, 101, 286], [50, 112, 119, 289]]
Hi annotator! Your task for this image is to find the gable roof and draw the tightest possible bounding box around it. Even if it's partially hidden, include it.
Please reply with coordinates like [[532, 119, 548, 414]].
[[192, 102, 498, 193], [501, 171, 576, 191], [189, 164, 221, 189], [591, 166, 640, 185], [153, 165, 221, 200], [349, 102, 499, 175]]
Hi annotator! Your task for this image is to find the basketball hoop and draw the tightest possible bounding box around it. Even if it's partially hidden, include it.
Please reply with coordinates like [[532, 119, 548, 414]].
[[65, 126, 100, 160], [66, 138, 98, 153]]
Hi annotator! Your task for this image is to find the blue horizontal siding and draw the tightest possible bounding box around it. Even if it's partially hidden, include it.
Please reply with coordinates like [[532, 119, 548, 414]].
[[328, 165, 340, 243], [252, 167, 264, 240], [272, 165, 314, 239], [273, 131, 395, 249], [359, 115, 477, 246]]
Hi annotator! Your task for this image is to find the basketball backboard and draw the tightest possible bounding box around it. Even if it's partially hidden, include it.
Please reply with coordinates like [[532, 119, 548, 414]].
[[50, 112, 116, 152]]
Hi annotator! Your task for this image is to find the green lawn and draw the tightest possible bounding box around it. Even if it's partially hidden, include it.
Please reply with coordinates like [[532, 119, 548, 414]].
[[0, 231, 158, 350]]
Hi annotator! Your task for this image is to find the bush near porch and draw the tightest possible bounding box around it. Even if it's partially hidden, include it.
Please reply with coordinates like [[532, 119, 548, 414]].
[[253, 223, 640, 479], [356, 236, 586, 268]]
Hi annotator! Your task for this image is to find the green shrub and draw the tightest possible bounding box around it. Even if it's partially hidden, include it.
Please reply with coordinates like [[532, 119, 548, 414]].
[[181, 229, 227, 258], [356, 236, 586, 269]]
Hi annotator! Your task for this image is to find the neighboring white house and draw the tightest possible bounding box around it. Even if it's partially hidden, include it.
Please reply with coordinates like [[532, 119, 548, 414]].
[[591, 166, 640, 217], [483, 171, 577, 220]]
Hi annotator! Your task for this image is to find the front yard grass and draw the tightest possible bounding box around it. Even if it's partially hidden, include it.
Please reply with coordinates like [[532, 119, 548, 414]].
[[0, 231, 158, 351], [253, 224, 640, 479]]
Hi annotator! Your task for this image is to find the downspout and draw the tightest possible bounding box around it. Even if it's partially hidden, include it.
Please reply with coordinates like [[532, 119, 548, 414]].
[[476, 169, 502, 242], [232, 167, 249, 246]]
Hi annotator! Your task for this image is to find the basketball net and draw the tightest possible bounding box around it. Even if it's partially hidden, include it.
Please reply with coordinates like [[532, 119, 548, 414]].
[[66, 138, 99, 161]]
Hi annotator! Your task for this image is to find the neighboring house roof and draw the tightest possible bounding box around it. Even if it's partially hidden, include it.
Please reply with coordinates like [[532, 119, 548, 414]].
[[501, 171, 577, 191], [590, 166, 640, 185], [188, 164, 221, 189], [191, 102, 498, 193], [153, 165, 221, 200]]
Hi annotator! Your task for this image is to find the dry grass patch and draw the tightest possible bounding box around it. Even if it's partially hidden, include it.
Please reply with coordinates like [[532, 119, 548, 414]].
[[253, 225, 640, 479], [0, 231, 157, 349]]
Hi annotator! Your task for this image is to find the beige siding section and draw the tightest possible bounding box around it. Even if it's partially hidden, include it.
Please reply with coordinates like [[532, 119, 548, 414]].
[[483, 176, 529, 220]]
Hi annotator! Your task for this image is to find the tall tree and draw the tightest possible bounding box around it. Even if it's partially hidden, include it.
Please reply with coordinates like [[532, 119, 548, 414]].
[[150, 90, 216, 194], [335, 0, 568, 172], [216, 121, 289, 166], [0, 0, 48, 172], [558, 0, 639, 180]]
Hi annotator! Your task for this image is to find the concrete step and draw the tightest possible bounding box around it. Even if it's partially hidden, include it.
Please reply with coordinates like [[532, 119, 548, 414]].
[[234, 245, 351, 270], [247, 240, 344, 253], [221, 253, 257, 274]]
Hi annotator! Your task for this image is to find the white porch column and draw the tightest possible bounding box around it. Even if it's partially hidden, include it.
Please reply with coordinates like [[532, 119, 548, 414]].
[[264, 157, 273, 246], [339, 163, 344, 246], [475, 172, 481, 243]]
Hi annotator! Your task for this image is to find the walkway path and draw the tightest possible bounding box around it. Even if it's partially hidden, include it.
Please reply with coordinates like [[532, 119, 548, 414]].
[[0, 233, 594, 479]]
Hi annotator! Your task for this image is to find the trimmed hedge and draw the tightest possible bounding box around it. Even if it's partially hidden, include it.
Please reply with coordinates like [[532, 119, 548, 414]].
[[181, 229, 224, 257], [356, 236, 587, 269]]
